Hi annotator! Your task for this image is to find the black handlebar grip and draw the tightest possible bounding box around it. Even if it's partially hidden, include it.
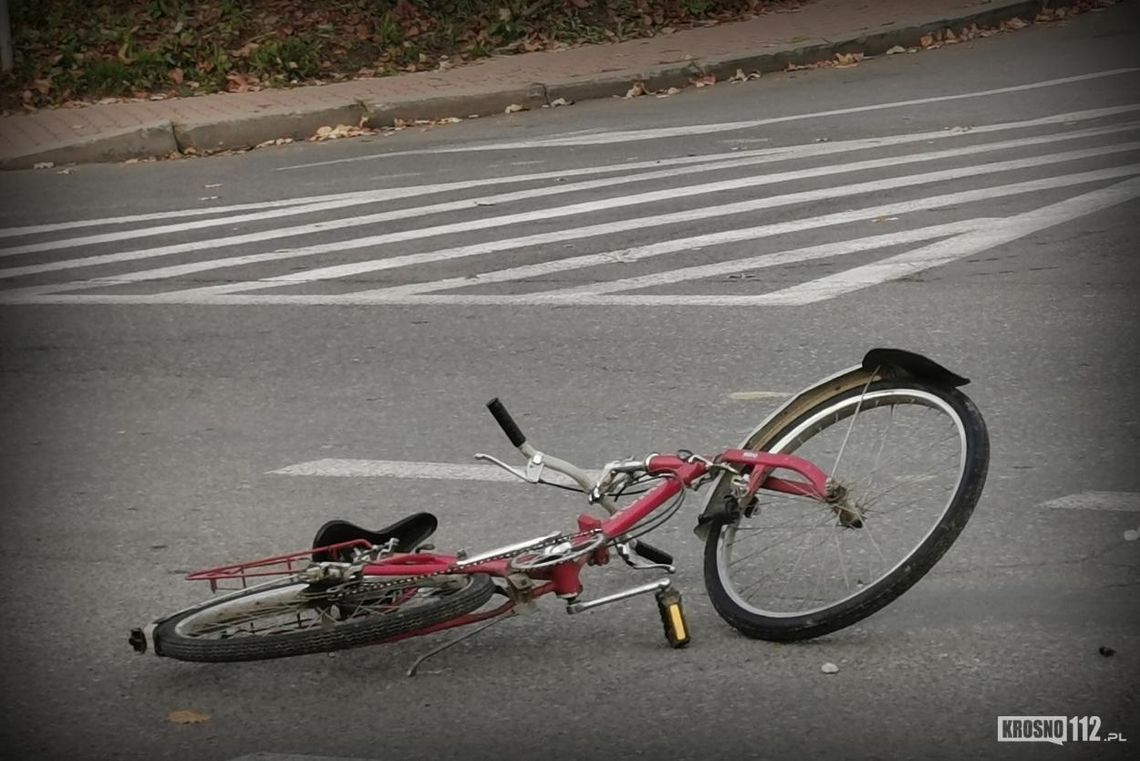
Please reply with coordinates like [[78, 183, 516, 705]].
[[486, 398, 527, 448]]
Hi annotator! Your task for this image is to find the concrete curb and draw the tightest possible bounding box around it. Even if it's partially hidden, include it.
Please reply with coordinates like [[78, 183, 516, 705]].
[[360, 84, 547, 129], [0, 121, 177, 170], [543, 0, 1070, 104], [0, 0, 1082, 169], [173, 102, 366, 154]]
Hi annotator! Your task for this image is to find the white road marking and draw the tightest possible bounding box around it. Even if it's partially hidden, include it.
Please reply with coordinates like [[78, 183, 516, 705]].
[[3, 103, 1132, 244], [382, 219, 985, 298], [5, 163, 1137, 305], [534, 221, 989, 297], [6, 107, 1130, 259], [728, 391, 792, 400], [99, 143, 1140, 301], [270, 458, 597, 485], [1040, 492, 1140, 512], [278, 69, 1140, 167], [0, 198, 321, 240], [0, 163, 731, 257], [348, 163, 1136, 299], [751, 175, 1140, 304], [5, 118, 1133, 274]]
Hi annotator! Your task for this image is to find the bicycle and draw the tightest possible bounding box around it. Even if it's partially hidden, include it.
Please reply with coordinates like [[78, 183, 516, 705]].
[[129, 348, 989, 674]]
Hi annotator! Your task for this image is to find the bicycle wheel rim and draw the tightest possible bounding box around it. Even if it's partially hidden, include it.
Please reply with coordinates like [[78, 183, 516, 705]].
[[170, 577, 466, 641], [715, 386, 969, 619]]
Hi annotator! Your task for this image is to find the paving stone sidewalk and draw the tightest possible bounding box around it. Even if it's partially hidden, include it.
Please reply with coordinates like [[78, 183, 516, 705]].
[[0, 0, 1077, 169]]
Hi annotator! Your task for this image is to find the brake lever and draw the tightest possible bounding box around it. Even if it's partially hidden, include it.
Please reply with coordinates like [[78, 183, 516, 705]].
[[474, 452, 542, 483]]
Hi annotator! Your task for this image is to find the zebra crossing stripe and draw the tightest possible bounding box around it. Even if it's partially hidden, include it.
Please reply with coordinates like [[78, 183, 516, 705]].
[[2, 102, 1134, 244], [748, 175, 1140, 304], [349, 164, 1138, 300], [532, 221, 992, 297], [56, 141, 1140, 301], [2, 161, 1137, 305], [0, 122, 1136, 283]]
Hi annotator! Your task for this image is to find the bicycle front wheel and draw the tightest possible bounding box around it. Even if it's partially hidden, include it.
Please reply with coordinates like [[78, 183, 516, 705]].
[[153, 573, 496, 662], [704, 380, 989, 641]]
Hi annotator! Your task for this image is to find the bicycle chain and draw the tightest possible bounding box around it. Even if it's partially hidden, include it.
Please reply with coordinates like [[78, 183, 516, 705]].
[[315, 529, 604, 601]]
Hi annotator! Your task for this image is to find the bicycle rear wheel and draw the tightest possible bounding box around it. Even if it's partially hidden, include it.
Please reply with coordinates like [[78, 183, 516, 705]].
[[153, 573, 496, 662], [703, 379, 988, 641]]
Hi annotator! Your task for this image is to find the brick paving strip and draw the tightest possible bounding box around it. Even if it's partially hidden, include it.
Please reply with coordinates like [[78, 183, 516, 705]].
[[0, 0, 1090, 169]]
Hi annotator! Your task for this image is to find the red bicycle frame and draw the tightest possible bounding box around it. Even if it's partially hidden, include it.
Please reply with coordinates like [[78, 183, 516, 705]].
[[353, 449, 831, 638]]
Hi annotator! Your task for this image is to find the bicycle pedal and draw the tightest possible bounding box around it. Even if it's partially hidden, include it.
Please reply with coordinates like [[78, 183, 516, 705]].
[[655, 588, 690, 648], [631, 539, 674, 566]]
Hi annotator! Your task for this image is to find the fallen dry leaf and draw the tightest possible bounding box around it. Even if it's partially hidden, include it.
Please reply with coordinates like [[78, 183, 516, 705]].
[[548, 97, 574, 107], [885, 45, 907, 55], [310, 124, 373, 141], [624, 81, 650, 98], [1002, 17, 1028, 31], [32, 161, 55, 169], [691, 73, 717, 87], [167, 710, 210, 725], [655, 86, 682, 98], [224, 72, 258, 93], [168, 68, 184, 85], [728, 68, 748, 83], [504, 103, 527, 113], [834, 51, 864, 67]]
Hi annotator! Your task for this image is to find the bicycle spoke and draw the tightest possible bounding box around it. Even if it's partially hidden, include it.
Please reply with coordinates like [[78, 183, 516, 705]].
[[715, 383, 977, 620], [830, 373, 876, 478]]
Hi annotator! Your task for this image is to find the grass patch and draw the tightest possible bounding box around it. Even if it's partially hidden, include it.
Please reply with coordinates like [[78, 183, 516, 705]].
[[1, 0, 799, 111]]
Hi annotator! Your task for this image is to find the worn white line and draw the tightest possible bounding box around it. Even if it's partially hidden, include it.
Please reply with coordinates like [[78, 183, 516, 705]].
[[1040, 491, 1140, 512], [379, 220, 985, 297], [3, 106, 1135, 263], [270, 458, 597, 484], [0, 198, 323, 240], [728, 391, 793, 401], [343, 158, 1138, 299], [117, 141, 1140, 300], [534, 221, 989, 297], [279, 69, 1140, 167], [0, 157, 751, 256], [5, 163, 1137, 305], [752, 175, 1140, 304]]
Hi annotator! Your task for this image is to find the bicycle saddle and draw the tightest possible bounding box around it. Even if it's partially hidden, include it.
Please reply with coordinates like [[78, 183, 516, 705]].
[[311, 512, 438, 561]]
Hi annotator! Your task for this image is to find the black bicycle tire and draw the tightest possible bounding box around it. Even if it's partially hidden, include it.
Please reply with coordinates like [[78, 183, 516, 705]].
[[703, 380, 989, 642], [153, 573, 497, 662]]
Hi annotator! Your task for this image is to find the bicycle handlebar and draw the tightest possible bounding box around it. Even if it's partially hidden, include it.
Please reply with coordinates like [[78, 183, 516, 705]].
[[486, 397, 527, 448]]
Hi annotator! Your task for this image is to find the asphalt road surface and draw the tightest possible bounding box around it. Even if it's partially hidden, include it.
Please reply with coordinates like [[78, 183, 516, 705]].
[[1, 5, 1138, 761]]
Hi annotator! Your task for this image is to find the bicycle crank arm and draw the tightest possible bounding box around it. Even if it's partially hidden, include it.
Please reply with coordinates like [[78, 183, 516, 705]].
[[565, 578, 671, 614]]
